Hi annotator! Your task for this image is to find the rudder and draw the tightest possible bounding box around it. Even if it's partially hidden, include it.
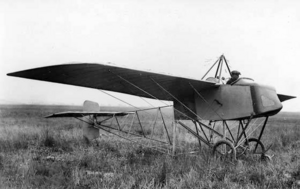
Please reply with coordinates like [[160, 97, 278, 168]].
[[83, 100, 100, 111], [82, 100, 100, 142]]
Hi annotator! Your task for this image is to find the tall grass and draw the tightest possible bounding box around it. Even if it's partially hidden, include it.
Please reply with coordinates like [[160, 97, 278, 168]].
[[1, 105, 300, 188]]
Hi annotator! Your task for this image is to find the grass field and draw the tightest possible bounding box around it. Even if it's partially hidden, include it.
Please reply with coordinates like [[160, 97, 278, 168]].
[[0, 104, 300, 188]]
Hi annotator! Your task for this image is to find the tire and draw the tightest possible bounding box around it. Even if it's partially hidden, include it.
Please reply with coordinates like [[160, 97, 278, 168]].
[[213, 139, 237, 161], [247, 138, 265, 155]]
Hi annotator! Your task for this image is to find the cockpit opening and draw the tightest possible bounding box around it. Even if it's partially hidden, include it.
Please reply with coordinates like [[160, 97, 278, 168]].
[[206, 76, 254, 85]]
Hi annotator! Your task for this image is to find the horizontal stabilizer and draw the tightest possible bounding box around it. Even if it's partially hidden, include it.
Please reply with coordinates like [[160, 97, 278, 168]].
[[45, 111, 132, 118], [277, 94, 296, 102]]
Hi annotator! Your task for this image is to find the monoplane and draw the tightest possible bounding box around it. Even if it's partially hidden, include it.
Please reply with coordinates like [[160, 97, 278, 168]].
[[7, 55, 295, 160]]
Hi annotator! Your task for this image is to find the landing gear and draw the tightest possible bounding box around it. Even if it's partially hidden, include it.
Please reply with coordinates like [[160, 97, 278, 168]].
[[213, 137, 270, 162], [180, 116, 271, 162], [237, 138, 267, 160]]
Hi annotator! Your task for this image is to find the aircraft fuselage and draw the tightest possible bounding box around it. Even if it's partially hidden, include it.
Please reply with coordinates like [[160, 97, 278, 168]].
[[175, 78, 283, 121]]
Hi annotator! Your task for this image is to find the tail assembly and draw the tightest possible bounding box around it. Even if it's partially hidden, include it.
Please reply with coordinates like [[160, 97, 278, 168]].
[[83, 100, 100, 111]]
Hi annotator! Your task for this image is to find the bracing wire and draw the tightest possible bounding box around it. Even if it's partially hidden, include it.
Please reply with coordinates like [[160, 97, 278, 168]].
[[98, 89, 140, 110], [102, 70, 197, 122], [189, 82, 223, 120], [150, 77, 202, 120], [107, 69, 171, 107]]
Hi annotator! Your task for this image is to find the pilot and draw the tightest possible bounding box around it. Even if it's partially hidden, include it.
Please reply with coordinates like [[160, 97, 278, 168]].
[[226, 70, 241, 85]]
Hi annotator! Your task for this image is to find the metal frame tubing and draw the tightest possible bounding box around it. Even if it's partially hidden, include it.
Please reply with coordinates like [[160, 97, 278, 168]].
[[235, 116, 253, 146], [178, 121, 213, 148], [254, 116, 269, 152]]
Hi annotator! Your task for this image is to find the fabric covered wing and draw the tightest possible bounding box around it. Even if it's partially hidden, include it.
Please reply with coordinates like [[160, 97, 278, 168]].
[[45, 111, 132, 118], [7, 63, 217, 101]]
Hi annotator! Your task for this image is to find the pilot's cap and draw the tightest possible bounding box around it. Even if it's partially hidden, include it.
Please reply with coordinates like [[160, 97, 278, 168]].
[[231, 70, 241, 75]]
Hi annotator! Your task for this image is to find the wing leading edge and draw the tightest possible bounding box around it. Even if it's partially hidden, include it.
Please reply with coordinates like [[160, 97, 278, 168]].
[[7, 63, 217, 101]]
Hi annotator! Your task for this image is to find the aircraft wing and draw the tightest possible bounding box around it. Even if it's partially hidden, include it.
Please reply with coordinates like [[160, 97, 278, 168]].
[[7, 63, 217, 101], [45, 111, 132, 118]]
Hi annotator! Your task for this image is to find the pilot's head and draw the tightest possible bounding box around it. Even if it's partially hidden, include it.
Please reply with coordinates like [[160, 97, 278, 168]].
[[231, 70, 241, 79]]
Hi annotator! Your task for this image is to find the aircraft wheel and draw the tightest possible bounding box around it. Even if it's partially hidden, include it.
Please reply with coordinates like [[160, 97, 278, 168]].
[[213, 140, 237, 161], [246, 138, 265, 155]]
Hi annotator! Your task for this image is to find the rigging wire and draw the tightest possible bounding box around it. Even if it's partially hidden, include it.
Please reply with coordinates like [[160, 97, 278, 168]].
[[107, 69, 171, 107], [150, 77, 203, 120], [189, 82, 223, 120], [98, 89, 140, 110], [105, 70, 194, 121]]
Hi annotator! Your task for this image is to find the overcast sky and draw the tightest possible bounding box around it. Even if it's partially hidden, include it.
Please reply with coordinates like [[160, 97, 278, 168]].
[[0, 0, 299, 111]]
